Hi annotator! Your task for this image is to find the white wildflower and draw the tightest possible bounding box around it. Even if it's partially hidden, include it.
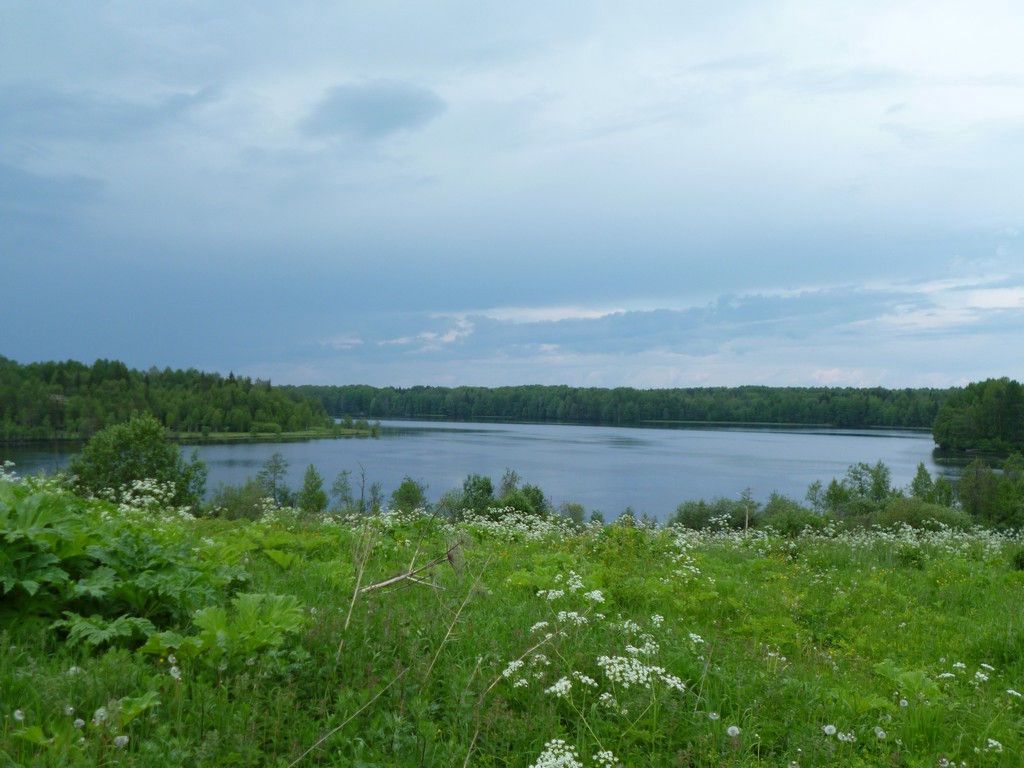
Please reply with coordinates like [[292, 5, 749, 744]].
[[583, 589, 605, 603], [502, 659, 525, 678], [528, 739, 583, 768], [822, 724, 836, 736], [837, 731, 856, 743], [986, 738, 1003, 753], [727, 725, 741, 738], [592, 749, 618, 768], [707, 711, 720, 721], [114, 734, 129, 748], [530, 621, 550, 633], [873, 726, 887, 740], [13, 709, 25, 722], [1007, 689, 1022, 698], [545, 677, 572, 698], [169, 665, 182, 681], [73, 718, 85, 729]]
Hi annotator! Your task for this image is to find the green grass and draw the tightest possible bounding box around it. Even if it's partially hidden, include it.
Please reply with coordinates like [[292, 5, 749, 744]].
[[2, 477, 1023, 767]]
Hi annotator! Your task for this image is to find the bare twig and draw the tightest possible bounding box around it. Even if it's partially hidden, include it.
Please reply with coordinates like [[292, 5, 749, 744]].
[[358, 541, 461, 595], [336, 526, 375, 660]]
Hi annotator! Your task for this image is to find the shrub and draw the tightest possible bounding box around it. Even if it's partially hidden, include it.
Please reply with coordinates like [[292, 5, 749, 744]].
[[69, 414, 206, 506], [670, 497, 753, 529], [1010, 547, 1024, 571], [208, 479, 272, 520], [759, 493, 827, 536], [871, 497, 972, 531]]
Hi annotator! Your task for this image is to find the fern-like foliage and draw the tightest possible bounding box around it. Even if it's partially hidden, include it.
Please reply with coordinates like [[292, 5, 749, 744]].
[[51, 612, 156, 649]]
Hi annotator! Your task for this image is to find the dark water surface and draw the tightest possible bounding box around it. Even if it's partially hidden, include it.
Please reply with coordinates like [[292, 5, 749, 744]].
[[2, 420, 954, 521]]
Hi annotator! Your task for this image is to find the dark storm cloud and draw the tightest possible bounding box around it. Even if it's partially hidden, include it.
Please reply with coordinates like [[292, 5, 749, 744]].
[[301, 81, 446, 140]]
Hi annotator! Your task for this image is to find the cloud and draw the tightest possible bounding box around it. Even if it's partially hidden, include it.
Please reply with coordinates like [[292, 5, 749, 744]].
[[0, 84, 218, 141], [301, 80, 445, 139]]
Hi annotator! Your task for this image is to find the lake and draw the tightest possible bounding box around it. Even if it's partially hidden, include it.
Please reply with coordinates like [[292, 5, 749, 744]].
[[1, 420, 956, 521]]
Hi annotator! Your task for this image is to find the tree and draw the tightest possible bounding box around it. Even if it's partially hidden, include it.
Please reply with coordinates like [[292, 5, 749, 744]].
[[256, 453, 289, 506], [331, 469, 353, 510], [69, 414, 206, 506], [390, 476, 428, 512], [910, 462, 935, 501], [462, 474, 494, 514], [297, 464, 328, 514], [368, 482, 384, 513]]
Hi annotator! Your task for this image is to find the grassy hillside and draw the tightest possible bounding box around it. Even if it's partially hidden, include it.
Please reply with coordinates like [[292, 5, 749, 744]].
[[2, 470, 1023, 766]]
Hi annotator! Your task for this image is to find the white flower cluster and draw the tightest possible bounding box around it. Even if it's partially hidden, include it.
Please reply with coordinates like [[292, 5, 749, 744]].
[[595, 655, 684, 692], [545, 677, 573, 698], [556, 610, 589, 626], [528, 739, 584, 768], [592, 749, 619, 768]]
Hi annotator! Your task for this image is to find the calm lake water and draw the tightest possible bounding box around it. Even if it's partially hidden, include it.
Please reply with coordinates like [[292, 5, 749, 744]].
[[2, 420, 956, 521]]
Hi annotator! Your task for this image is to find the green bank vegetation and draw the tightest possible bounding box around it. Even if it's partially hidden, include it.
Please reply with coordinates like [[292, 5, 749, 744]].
[[3, 422, 1024, 766], [0, 357, 369, 443]]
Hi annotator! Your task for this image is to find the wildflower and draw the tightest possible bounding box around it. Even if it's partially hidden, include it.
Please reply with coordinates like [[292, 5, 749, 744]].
[[528, 738, 582, 768], [952, 662, 966, 670], [167, 654, 177, 665], [73, 718, 85, 729], [1008, 689, 1022, 698], [975, 670, 989, 682], [727, 725, 741, 738], [63, 705, 75, 716], [13, 709, 25, 722], [708, 711, 720, 721], [650, 614, 664, 626], [837, 731, 856, 743], [556, 610, 588, 626], [513, 678, 529, 688], [530, 621, 550, 633], [898, 698, 908, 708], [571, 671, 598, 687], [502, 659, 525, 678], [545, 677, 572, 698], [592, 750, 618, 768], [986, 738, 1003, 753], [689, 632, 705, 644], [114, 734, 129, 748], [169, 665, 182, 681], [938, 672, 955, 679], [822, 724, 836, 736], [92, 707, 108, 726], [873, 726, 887, 740], [980, 662, 995, 671], [67, 666, 82, 675], [583, 589, 604, 603]]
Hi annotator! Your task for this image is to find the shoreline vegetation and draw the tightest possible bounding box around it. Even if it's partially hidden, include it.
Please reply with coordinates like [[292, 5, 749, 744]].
[[2, 356, 1022, 454], [3, 431, 1024, 765]]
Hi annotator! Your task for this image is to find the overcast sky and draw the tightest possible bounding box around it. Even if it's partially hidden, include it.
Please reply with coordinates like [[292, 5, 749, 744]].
[[2, 1, 1023, 388]]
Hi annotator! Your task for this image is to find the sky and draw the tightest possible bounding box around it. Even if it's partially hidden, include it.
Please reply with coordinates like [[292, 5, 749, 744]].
[[2, 1, 1023, 388]]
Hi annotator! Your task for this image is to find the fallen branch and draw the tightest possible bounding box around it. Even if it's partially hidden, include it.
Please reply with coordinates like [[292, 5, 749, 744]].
[[359, 541, 461, 595]]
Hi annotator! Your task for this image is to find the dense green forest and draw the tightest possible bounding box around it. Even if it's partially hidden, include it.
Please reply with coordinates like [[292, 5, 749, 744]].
[[933, 377, 1024, 453], [0, 357, 331, 441], [287, 383, 951, 429]]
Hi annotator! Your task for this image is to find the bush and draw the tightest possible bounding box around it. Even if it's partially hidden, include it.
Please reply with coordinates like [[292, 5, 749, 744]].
[[208, 479, 271, 520], [69, 414, 206, 506], [759, 493, 827, 536], [670, 497, 753, 530], [870, 497, 973, 531], [1010, 547, 1024, 571]]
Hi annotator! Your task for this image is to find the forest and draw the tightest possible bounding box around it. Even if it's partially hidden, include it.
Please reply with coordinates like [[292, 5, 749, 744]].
[[287, 382, 951, 429], [0, 357, 331, 441], [933, 377, 1024, 453]]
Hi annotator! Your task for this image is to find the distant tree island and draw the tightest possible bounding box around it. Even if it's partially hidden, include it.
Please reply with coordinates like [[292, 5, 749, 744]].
[[0, 357, 376, 443]]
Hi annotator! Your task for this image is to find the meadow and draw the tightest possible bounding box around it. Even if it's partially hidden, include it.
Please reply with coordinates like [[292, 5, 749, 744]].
[[2, 464, 1023, 767]]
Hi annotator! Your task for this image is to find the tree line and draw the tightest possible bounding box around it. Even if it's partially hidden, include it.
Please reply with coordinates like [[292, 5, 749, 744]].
[[933, 377, 1024, 453], [0, 356, 331, 441], [285, 383, 951, 429]]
